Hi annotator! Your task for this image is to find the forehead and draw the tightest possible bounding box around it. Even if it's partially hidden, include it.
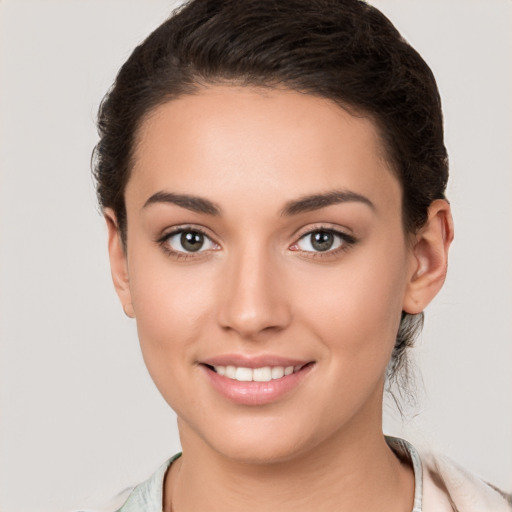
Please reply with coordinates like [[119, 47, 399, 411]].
[[127, 86, 400, 212]]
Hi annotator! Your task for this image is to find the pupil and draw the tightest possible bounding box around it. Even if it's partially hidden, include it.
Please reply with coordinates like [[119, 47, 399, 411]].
[[311, 231, 334, 251], [181, 231, 204, 252]]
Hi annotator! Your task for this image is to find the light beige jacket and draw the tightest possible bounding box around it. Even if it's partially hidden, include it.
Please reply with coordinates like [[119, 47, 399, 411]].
[[384, 436, 511, 511], [422, 451, 511, 511]]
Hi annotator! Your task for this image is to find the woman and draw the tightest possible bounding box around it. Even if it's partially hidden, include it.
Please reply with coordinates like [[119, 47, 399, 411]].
[[92, 0, 510, 510]]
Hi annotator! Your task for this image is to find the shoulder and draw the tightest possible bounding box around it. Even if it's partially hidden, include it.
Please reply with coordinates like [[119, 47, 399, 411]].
[[387, 436, 511, 512], [421, 451, 512, 512], [115, 454, 180, 512]]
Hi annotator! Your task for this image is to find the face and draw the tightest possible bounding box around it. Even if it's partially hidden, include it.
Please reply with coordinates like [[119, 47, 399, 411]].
[[113, 86, 418, 463]]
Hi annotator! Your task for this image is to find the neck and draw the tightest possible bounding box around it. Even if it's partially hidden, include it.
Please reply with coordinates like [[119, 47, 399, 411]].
[[164, 415, 414, 512]]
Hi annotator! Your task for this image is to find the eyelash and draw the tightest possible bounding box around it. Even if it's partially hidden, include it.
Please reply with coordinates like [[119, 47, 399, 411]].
[[156, 225, 357, 261], [156, 225, 218, 261], [290, 227, 356, 260]]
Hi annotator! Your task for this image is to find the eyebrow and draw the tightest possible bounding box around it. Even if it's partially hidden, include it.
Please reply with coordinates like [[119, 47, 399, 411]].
[[281, 190, 375, 216], [143, 191, 221, 215], [143, 189, 374, 217]]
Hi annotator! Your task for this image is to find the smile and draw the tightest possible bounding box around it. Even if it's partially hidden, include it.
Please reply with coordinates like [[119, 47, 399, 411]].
[[211, 365, 302, 382], [201, 359, 314, 405]]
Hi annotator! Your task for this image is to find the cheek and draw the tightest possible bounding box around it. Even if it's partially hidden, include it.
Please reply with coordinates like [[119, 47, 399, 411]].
[[127, 253, 216, 374], [293, 245, 408, 368]]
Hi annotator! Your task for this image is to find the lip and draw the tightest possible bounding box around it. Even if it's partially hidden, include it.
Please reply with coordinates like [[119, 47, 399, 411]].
[[199, 354, 315, 406], [201, 354, 310, 369]]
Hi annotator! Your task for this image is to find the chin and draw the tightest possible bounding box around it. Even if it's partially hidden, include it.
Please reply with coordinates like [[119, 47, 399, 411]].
[[180, 411, 329, 466], [209, 434, 310, 465]]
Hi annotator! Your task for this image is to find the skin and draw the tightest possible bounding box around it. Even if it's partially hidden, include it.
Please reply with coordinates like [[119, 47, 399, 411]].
[[106, 86, 453, 512]]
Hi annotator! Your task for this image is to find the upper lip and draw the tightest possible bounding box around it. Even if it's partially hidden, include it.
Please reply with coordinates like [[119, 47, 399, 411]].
[[200, 354, 313, 369]]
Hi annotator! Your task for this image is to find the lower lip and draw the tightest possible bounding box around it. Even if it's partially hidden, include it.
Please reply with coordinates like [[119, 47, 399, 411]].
[[202, 364, 314, 406]]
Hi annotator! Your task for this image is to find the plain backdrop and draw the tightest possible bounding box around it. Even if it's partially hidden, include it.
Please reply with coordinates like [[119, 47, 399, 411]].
[[0, 1, 511, 510]]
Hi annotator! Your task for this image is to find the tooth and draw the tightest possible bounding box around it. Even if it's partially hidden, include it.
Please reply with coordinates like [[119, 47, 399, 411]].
[[225, 365, 236, 379], [271, 366, 285, 379], [253, 366, 272, 382], [213, 364, 303, 381], [235, 367, 253, 382]]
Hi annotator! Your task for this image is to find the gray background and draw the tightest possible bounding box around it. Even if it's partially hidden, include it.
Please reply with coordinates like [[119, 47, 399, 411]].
[[0, 1, 511, 510]]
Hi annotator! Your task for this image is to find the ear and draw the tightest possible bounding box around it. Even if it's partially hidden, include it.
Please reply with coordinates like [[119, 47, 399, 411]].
[[104, 208, 135, 318], [402, 199, 454, 314]]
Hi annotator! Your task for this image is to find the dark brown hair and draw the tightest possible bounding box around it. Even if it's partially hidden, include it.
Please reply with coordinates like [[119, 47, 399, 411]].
[[92, 0, 448, 389]]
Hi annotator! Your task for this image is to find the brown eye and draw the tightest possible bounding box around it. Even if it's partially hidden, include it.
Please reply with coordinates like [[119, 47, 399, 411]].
[[164, 229, 216, 253], [294, 229, 355, 254], [180, 231, 205, 252], [298, 230, 340, 252], [310, 231, 335, 252]]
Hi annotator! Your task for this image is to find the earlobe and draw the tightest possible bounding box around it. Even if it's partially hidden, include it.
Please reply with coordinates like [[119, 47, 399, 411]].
[[403, 199, 454, 314], [104, 209, 135, 318]]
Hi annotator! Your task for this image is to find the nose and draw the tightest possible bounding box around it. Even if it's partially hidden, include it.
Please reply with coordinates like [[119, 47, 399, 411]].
[[216, 245, 291, 339]]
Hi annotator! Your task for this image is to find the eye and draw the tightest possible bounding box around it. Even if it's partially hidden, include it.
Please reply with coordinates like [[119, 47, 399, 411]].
[[163, 229, 217, 253], [293, 229, 354, 253]]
